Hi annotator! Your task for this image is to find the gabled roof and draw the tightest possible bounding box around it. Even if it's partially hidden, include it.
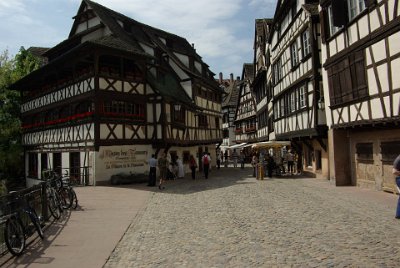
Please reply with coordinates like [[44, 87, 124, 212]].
[[222, 79, 241, 107], [242, 63, 254, 83], [14, 0, 220, 106]]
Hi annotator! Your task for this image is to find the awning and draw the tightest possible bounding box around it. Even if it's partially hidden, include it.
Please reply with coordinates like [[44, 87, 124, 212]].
[[251, 141, 291, 149], [228, 143, 248, 149]]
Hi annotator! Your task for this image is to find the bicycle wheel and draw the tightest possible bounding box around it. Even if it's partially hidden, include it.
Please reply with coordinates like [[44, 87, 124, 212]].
[[59, 187, 73, 209], [28, 210, 44, 239], [71, 188, 78, 209], [4, 216, 26, 256], [48, 193, 61, 220]]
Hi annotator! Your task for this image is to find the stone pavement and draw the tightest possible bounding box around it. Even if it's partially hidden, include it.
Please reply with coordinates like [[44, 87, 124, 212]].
[[1, 167, 399, 267], [105, 167, 400, 268], [1, 184, 151, 268]]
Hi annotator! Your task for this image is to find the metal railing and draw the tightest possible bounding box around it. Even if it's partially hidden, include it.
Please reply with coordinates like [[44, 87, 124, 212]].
[[0, 184, 46, 256]]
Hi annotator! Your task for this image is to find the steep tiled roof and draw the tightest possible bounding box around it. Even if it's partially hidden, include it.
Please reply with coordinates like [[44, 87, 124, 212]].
[[243, 63, 254, 83], [222, 80, 242, 107]]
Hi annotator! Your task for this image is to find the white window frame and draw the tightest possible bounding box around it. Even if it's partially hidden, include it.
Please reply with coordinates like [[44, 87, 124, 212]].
[[280, 98, 285, 117], [290, 92, 297, 112], [299, 85, 306, 108], [291, 41, 299, 67], [328, 5, 342, 36], [348, 0, 366, 21], [302, 30, 311, 56]]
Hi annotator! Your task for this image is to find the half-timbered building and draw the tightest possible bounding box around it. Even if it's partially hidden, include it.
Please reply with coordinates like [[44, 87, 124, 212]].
[[12, 0, 222, 185], [252, 19, 274, 142], [319, 0, 400, 192], [234, 64, 257, 147], [269, 0, 328, 177], [219, 73, 241, 156]]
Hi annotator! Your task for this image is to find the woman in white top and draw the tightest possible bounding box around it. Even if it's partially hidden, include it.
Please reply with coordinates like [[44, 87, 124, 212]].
[[176, 157, 184, 178]]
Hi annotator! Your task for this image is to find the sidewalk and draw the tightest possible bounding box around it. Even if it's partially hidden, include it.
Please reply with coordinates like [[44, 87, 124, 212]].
[[1, 168, 399, 267], [1, 184, 152, 268]]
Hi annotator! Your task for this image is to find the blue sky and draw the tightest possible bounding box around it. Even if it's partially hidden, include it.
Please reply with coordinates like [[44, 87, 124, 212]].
[[0, 0, 277, 78]]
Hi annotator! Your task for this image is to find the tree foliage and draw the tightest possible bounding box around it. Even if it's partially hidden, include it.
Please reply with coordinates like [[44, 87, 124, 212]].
[[0, 47, 41, 192]]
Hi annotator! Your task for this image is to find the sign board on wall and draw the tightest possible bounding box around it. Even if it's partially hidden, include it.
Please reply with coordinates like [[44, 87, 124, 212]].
[[99, 147, 148, 169], [95, 145, 151, 183]]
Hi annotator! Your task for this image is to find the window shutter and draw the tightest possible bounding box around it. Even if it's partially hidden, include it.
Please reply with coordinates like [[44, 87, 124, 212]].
[[332, 0, 346, 27]]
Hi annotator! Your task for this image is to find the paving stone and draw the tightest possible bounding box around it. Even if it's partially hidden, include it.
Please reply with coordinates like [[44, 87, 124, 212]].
[[104, 168, 400, 267]]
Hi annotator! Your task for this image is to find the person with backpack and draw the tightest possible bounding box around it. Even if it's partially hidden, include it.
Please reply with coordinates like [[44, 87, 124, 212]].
[[202, 152, 211, 179]]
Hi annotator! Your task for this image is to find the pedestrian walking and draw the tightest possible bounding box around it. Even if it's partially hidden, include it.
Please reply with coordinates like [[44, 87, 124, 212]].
[[202, 152, 211, 179], [240, 151, 245, 169], [176, 156, 184, 179], [232, 149, 238, 168], [147, 154, 157, 187], [157, 152, 168, 189], [224, 151, 228, 167], [287, 150, 294, 175], [392, 154, 400, 219], [217, 151, 221, 169], [189, 155, 197, 179], [251, 154, 258, 177]]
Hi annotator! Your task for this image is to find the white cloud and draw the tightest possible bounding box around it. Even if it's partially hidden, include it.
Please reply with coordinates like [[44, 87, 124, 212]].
[[0, 0, 278, 76], [94, 0, 247, 75]]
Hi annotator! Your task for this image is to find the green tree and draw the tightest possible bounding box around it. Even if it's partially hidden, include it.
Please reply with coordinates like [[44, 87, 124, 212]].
[[0, 47, 41, 192]]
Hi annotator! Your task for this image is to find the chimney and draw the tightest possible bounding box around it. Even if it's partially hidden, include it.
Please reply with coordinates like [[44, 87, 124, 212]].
[[230, 73, 234, 83], [219, 72, 223, 83]]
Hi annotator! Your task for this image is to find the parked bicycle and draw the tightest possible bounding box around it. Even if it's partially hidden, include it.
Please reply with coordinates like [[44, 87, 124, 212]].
[[42, 170, 64, 220], [60, 171, 78, 209], [2, 192, 44, 256], [43, 169, 78, 211]]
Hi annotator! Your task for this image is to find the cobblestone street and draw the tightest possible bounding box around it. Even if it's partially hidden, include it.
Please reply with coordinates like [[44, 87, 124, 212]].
[[104, 167, 400, 268]]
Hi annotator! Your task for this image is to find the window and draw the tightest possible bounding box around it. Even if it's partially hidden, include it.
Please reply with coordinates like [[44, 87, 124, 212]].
[[273, 58, 282, 84], [302, 30, 311, 57], [356, 143, 373, 163], [299, 85, 306, 108], [173, 107, 185, 124], [348, 0, 366, 21], [103, 101, 145, 118], [291, 41, 299, 67], [279, 98, 285, 117], [381, 141, 400, 163], [328, 5, 342, 36], [215, 117, 220, 129], [327, 50, 368, 106], [198, 114, 208, 127], [290, 91, 297, 112]]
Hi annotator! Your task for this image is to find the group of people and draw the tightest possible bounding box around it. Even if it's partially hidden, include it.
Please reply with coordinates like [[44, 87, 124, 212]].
[[147, 152, 212, 190], [147, 153, 185, 190], [148, 151, 400, 219], [250, 150, 302, 179], [215, 149, 246, 168]]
